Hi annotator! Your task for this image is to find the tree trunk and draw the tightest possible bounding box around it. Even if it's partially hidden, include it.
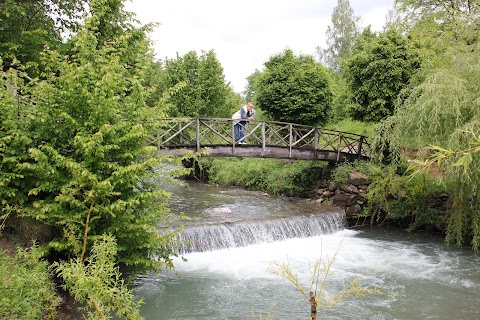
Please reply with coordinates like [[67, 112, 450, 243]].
[[309, 291, 317, 320]]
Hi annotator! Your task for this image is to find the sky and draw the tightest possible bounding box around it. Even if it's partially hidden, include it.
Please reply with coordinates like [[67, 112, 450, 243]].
[[125, 0, 394, 93]]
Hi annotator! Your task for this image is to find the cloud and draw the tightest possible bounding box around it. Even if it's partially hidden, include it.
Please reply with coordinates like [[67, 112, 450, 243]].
[[126, 0, 394, 93]]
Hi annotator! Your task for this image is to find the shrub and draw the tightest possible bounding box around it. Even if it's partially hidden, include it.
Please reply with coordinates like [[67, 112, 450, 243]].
[[0, 244, 60, 320]]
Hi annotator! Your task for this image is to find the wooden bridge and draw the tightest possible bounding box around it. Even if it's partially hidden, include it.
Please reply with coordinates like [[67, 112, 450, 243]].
[[147, 118, 371, 162]]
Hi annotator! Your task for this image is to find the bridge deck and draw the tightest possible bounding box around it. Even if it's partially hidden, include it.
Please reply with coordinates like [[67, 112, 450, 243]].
[[147, 118, 371, 162]]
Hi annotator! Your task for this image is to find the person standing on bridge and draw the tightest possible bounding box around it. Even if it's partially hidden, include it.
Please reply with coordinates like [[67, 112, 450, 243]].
[[232, 102, 255, 144]]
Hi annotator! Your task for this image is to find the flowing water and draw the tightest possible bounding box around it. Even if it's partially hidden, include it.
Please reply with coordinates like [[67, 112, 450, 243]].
[[133, 180, 480, 320]]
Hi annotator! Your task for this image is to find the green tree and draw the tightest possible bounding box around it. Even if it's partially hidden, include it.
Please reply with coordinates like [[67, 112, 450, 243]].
[[373, 0, 480, 250], [318, 0, 361, 71], [342, 27, 421, 122], [1, 0, 181, 272], [255, 49, 333, 126], [244, 69, 262, 103], [0, 0, 88, 75], [375, 42, 480, 250], [159, 50, 237, 118]]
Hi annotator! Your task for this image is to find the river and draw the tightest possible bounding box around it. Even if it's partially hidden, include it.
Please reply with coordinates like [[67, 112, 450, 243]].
[[132, 180, 480, 320]]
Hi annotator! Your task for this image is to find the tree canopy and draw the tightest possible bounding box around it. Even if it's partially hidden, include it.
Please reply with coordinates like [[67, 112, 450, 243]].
[[342, 27, 421, 122], [158, 50, 240, 118], [319, 0, 361, 71], [254, 49, 333, 126], [0, 0, 88, 75], [373, 0, 480, 250], [0, 0, 181, 272]]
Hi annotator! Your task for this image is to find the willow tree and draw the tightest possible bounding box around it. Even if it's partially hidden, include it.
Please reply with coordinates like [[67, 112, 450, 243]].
[[372, 0, 480, 249]]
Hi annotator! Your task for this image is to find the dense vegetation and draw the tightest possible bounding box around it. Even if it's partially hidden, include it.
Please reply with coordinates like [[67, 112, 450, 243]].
[[1, 0, 479, 318]]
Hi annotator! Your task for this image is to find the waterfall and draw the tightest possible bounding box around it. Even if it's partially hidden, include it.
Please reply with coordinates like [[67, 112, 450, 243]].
[[175, 211, 345, 254]]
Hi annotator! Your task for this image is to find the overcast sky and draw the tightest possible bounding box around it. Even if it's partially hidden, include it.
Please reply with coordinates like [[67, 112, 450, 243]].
[[125, 0, 394, 93]]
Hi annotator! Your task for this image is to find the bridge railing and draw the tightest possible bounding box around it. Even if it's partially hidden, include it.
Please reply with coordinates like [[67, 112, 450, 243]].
[[146, 118, 371, 159]]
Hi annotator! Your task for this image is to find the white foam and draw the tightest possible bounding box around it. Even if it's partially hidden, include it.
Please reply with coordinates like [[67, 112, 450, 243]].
[[172, 229, 460, 285]]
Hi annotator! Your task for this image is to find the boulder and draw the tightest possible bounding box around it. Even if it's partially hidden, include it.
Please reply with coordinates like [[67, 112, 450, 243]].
[[347, 172, 370, 186], [345, 204, 362, 217], [332, 193, 358, 208]]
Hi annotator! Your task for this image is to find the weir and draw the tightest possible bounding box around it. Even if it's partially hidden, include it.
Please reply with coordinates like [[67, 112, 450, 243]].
[[175, 211, 345, 254]]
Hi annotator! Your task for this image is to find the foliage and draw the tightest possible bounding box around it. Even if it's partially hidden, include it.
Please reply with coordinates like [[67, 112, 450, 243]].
[[0, 243, 61, 320], [318, 0, 361, 71], [55, 235, 143, 320], [244, 69, 262, 102], [254, 49, 333, 126], [324, 118, 376, 137], [332, 161, 449, 230], [158, 50, 240, 118], [372, 0, 480, 248], [200, 158, 325, 197], [0, 0, 88, 75], [269, 247, 383, 319], [0, 68, 33, 211], [0, 0, 185, 272], [342, 27, 421, 122], [395, 0, 480, 30]]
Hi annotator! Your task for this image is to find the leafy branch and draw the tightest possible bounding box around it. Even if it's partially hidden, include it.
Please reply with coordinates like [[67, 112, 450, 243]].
[[408, 129, 480, 177]]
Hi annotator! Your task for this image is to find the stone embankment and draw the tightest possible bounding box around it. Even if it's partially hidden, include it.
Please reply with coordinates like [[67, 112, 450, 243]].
[[313, 172, 370, 221], [313, 171, 449, 229]]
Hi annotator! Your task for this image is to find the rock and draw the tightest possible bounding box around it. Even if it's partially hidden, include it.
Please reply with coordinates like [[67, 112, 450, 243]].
[[358, 192, 367, 201], [322, 190, 332, 198], [328, 181, 338, 192], [332, 193, 358, 208], [345, 204, 362, 217], [208, 207, 232, 215], [347, 172, 370, 186], [339, 184, 359, 194]]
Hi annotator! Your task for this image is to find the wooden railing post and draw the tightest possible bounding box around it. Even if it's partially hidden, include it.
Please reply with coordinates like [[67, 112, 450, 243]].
[[261, 121, 266, 157], [178, 122, 183, 145], [314, 128, 319, 160], [196, 119, 200, 152], [357, 136, 364, 160], [336, 134, 343, 162], [289, 124, 293, 158]]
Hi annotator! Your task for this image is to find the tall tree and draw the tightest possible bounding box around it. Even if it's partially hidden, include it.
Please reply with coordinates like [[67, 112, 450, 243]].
[[342, 27, 421, 122], [159, 50, 237, 118], [374, 0, 480, 251], [318, 0, 361, 71], [1, 0, 181, 272], [255, 49, 333, 126]]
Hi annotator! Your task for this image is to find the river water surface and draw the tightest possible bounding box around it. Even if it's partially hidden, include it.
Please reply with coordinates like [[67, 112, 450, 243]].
[[133, 180, 480, 320]]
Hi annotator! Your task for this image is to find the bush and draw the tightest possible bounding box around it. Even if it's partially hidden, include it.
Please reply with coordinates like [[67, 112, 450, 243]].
[[200, 158, 326, 197], [0, 244, 60, 320], [332, 161, 450, 230]]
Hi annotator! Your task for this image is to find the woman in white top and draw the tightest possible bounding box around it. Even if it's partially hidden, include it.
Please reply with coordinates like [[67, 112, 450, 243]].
[[231, 102, 254, 143]]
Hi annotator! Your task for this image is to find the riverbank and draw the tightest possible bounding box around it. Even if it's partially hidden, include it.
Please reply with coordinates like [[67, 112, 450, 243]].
[[193, 157, 451, 236]]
